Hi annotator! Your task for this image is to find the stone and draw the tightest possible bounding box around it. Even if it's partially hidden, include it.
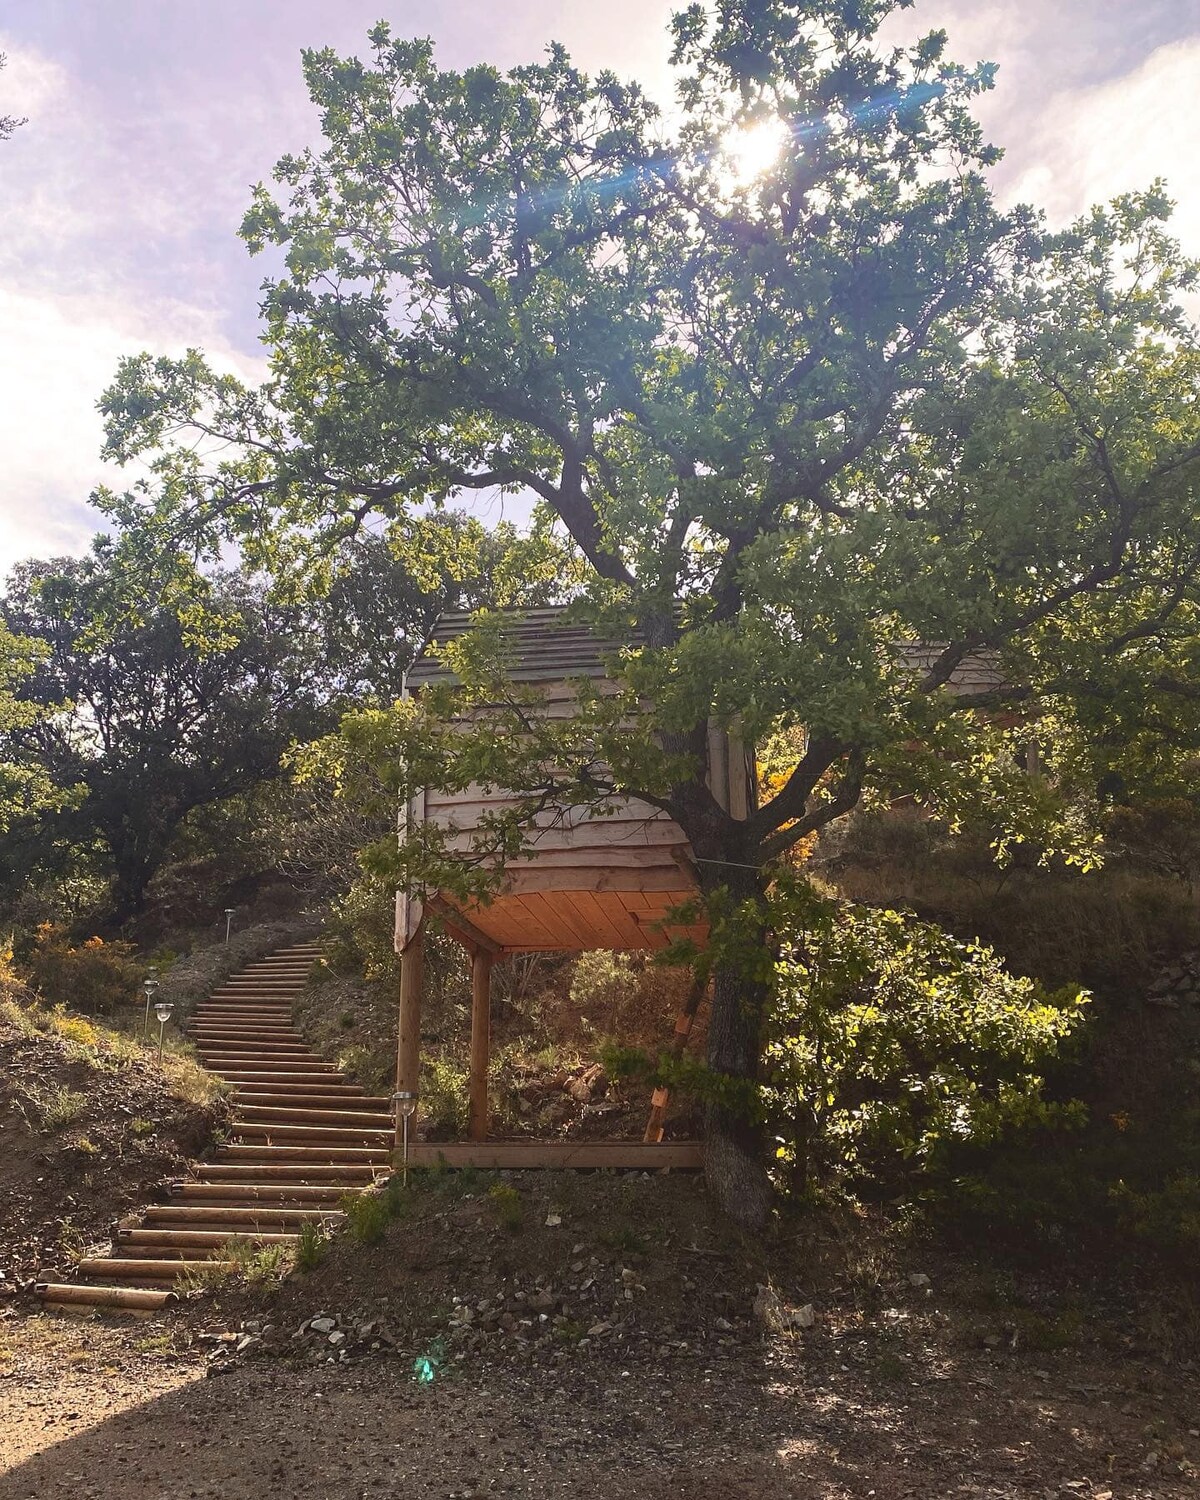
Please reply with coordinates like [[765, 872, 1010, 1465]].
[[309, 1316, 336, 1334], [908, 1273, 931, 1288]]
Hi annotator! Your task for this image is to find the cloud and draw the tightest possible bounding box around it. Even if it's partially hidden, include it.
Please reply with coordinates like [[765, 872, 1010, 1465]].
[[1002, 37, 1200, 251], [0, 282, 265, 576]]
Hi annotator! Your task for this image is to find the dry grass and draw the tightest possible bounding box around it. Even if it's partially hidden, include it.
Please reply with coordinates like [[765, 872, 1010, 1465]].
[[177, 1237, 295, 1293], [15, 1081, 87, 1131]]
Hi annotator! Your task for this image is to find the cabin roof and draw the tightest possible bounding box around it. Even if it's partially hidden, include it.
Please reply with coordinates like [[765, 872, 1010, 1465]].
[[407, 607, 638, 687], [409, 607, 1007, 698]]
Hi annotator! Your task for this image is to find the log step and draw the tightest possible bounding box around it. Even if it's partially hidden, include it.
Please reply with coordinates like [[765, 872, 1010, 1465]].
[[169, 1182, 349, 1203], [219, 1144, 390, 1164], [36, 1283, 177, 1310], [118, 1229, 299, 1251], [231, 1122, 392, 1144], [212, 1063, 340, 1077], [143, 1205, 344, 1227], [226, 1079, 364, 1094], [231, 1092, 393, 1111], [192, 1164, 381, 1183], [235, 1103, 393, 1128], [192, 1032, 306, 1046], [77, 1257, 235, 1280]]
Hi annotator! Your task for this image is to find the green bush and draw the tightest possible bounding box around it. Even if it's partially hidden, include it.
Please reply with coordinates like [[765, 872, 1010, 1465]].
[[420, 1054, 470, 1139], [488, 1182, 523, 1232], [341, 1189, 391, 1246], [764, 879, 1088, 1191]]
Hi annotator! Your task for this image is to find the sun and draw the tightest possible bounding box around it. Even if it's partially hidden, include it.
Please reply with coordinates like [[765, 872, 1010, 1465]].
[[723, 116, 789, 187]]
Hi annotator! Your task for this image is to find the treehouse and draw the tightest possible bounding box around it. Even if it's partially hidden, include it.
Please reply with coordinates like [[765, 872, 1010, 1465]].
[[392, 606, 753, 1168], [390, 608, 1008, 1169]]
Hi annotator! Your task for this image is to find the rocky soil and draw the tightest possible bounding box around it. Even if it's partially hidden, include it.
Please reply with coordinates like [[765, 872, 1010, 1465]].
[[3, 1171, 1198, 1498]]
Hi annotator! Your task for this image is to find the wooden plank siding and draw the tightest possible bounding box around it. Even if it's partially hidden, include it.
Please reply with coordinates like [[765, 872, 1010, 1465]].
[[399, 607, 754, 955]]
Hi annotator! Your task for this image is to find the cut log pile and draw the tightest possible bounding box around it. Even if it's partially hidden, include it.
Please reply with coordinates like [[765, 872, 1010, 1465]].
[[36, 940, 394, 1313]]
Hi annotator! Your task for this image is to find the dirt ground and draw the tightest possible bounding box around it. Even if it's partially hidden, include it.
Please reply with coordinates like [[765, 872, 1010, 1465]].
[[3, 1171, 1198, 1499], [2, 1299, 1198, 1499]]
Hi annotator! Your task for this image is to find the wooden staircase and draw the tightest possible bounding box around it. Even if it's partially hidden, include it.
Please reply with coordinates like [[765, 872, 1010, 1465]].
[[36, 940, 394, 1312]]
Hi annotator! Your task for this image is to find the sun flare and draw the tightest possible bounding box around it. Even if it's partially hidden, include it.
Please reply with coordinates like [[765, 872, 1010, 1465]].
[[723, 116, 789, 186]]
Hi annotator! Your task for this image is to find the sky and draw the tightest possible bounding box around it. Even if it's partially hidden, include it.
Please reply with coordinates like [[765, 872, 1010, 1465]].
[[1, 0, 1198, 576]]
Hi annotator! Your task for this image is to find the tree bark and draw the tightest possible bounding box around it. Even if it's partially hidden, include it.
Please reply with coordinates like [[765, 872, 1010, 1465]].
[[701, 865, 775, 1230]]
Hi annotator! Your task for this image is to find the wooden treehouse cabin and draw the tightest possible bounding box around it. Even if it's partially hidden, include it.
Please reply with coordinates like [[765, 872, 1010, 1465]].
[[392, 607, 754, 1170]]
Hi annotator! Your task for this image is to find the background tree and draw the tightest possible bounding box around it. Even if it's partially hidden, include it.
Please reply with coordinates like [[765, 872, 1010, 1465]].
[[96, 2, 1200, 1222], [2, 547, 332, 922], [318, 512, 580, 701]]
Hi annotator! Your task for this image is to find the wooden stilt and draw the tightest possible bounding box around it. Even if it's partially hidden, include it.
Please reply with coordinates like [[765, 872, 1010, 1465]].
[[643, 973, 708, 1143], [469, 950, 493, 1142], [395, 926, 425, 1142]]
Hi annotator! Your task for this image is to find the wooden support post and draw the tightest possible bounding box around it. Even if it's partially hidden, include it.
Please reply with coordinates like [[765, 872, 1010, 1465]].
[[395, 926, 424, 1143], [643, 973, 708, 1143], [469, 950, 493, 1142]]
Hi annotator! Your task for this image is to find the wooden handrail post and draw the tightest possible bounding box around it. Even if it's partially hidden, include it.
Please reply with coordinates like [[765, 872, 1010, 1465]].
[[395, 927, 425, 1144], [469, 949, 493, 1142]]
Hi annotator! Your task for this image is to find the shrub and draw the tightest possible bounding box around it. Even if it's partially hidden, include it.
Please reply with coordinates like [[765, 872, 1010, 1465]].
[[341, 1189, 391, 1246], [420, 1054, 470, 1139], [569, 951, 640, 1031], [488, 1182, 523, 1232], [25, 924, 141, 1016], [764, 878, 1088, 1192]]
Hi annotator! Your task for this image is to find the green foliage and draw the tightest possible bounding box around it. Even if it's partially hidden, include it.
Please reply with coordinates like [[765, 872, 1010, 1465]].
[[1, 547, 332, 921], [25, 923, 140, 1017], [1111, 1172, 1200, 1257], [569, 952, 641, 1034], [341, 1189, 391, 1246], [763, 878, 1088, 1187], [296, 1219, 330, 1271], [830, 809, 1200, 998], [420, 1054, 470, 1139], [487, 1182, 523, 1232]]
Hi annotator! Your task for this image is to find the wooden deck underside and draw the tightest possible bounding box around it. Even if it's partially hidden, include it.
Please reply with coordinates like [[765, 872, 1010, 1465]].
[[405, 1140, 703, 1169], [449, 885, 707, 954]]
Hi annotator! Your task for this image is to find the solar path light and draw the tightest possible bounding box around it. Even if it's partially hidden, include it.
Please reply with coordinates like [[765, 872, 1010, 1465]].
[[142, 977, 160, 1041], [394, 1091, 418, 1183], [154, 1000, 175, 1063]]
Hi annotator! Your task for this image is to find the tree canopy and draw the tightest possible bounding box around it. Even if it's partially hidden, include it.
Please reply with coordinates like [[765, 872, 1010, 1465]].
[[94, 0, 1200, 1220], [1, 547, 331, 921]]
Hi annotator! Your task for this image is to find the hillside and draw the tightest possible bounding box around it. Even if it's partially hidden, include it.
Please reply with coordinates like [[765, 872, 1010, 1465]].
[[0, 989, 227, 1289]]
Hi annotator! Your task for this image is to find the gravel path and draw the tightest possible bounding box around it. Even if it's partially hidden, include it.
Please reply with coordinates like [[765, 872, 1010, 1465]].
[[2, 1313, 1198, 1499]]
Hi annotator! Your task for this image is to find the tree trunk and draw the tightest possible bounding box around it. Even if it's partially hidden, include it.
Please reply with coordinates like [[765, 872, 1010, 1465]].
[[702, 867, 775, 1230]]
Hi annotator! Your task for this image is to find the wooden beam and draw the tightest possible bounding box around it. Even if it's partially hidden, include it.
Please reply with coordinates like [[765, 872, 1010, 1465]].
[[427, 896, 502, 956], [404, 1140, 702, 1170], [395, 925, 424, 1138], [469, 950, 492, 1142]]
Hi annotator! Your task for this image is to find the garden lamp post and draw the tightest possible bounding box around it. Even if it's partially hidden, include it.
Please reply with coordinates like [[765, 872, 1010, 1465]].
[[154, 1000, 174, 1063], [142, 977, 160, 1041], [224, 908, 235, 943], [394, 1091, 418, 1183]]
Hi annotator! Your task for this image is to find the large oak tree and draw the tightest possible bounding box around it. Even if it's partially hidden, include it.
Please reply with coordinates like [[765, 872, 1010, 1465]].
[[97, 2, 1200, 1221]]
